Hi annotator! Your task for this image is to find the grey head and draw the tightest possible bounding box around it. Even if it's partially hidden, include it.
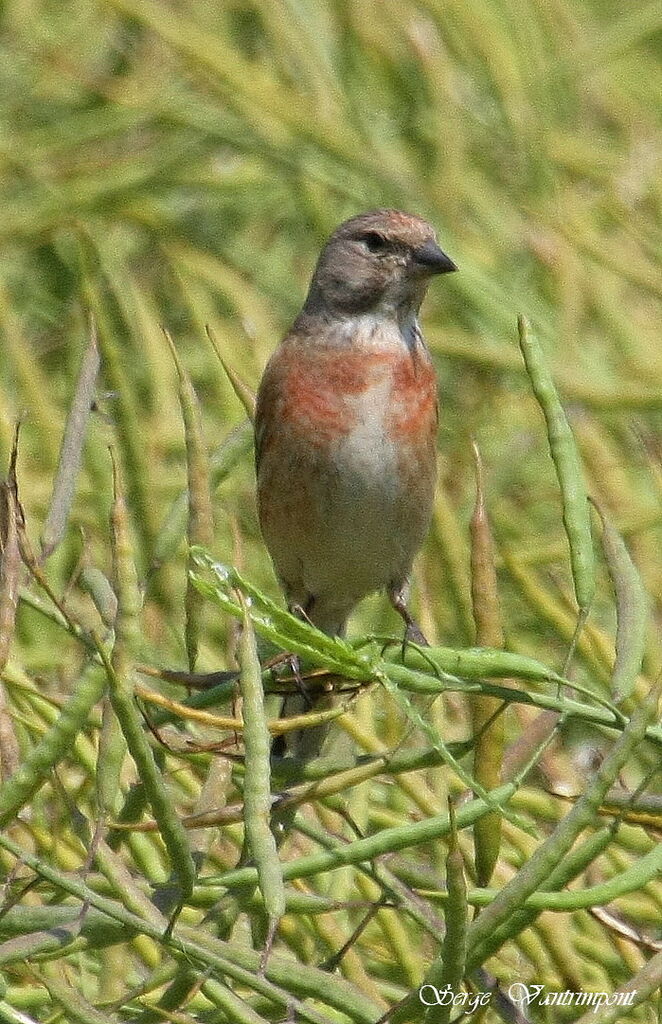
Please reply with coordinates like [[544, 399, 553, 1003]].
[[301, 209, 457, 322]]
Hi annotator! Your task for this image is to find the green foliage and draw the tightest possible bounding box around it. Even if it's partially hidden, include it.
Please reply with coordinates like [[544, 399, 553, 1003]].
[[0, 1, 660, 1021]]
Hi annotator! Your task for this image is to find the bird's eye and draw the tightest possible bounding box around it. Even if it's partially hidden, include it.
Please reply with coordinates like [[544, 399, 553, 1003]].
[[362, 232, 388, 254]]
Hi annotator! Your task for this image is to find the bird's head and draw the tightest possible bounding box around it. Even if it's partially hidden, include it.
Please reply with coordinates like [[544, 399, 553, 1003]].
[[303, 209, 457, 321]]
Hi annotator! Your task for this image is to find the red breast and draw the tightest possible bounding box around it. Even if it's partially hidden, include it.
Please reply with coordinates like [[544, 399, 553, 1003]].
[[256, 341, 438, 456]]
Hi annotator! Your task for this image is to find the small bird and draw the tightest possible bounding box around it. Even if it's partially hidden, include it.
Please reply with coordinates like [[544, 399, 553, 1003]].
[[255, 210, 456, 755]]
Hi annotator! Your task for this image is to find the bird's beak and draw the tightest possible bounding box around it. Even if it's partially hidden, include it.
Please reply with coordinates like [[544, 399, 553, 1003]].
[[414, 240, 458, 274]]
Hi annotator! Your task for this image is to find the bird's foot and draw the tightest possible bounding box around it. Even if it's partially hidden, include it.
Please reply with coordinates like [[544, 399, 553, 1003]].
[[388, 582, 429, 648], [403, 619, 429, 647]]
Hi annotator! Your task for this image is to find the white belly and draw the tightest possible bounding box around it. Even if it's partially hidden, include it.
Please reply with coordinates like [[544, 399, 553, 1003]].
[[284, 379, 425, 608]]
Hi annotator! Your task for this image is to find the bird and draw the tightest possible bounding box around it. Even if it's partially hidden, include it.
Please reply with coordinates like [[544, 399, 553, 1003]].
[[255, 209, 457, 756]]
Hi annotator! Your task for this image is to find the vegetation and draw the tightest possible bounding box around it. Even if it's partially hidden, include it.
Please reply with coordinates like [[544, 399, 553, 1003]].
[[0, 1, 660, 1021]]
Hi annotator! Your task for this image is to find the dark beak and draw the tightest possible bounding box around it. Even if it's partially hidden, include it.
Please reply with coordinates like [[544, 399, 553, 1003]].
[[414, 240, 458, 274]]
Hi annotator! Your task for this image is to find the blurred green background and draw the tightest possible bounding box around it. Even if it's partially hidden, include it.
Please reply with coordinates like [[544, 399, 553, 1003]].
[[2, 0, 660, 672], [0, 1, 661, 1019]]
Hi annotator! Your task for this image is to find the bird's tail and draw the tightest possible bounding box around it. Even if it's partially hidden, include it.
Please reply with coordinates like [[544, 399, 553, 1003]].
[[279, 605, 348, 760]]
